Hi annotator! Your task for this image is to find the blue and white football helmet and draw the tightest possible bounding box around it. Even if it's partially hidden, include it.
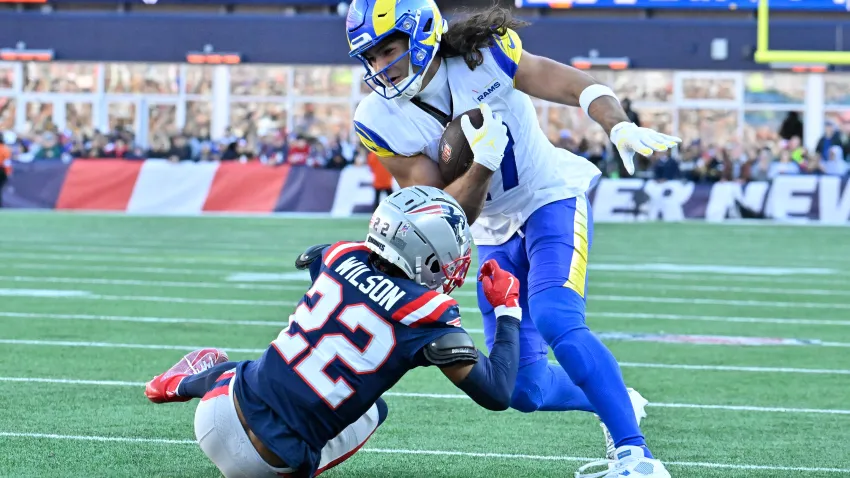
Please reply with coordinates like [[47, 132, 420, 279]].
[[346, 0, 448, 100]]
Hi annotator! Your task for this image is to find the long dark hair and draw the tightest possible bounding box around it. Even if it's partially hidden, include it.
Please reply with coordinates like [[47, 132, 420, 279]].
[[439, 4, 530, 71]]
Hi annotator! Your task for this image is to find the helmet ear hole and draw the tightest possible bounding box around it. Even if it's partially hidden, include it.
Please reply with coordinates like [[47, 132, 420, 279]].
[[430, 260, 440, 274], [423, 18, 433, 32]]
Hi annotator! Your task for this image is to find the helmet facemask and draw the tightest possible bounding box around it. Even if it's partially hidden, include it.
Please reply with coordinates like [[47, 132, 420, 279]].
[[440, 250, 471, 294]]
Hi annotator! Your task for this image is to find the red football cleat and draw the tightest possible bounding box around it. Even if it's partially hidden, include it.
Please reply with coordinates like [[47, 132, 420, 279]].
[[145, 348, 229, 404]]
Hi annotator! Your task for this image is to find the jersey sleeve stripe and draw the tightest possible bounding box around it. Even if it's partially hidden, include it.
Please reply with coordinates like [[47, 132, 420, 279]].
[[488, 28, 523, 81], [323, 241, 370, 267], [391, 290, 438, 321], [353, 120, 398, 158], [397, 294, 457, 327]]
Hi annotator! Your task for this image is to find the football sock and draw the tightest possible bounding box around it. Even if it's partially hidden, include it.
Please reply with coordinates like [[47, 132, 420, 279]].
[[530, 286, 647, 449], [511, 357, 595, 413], [176, 362, 238, 398]]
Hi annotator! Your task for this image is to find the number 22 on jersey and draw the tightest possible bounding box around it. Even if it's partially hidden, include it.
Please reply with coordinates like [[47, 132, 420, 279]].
[[272, 273, 396, 409]]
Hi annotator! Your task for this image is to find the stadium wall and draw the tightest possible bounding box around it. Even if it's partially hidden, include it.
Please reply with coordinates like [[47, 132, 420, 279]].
[[0, 13, 846, 70], [2, 159, 848, 224]]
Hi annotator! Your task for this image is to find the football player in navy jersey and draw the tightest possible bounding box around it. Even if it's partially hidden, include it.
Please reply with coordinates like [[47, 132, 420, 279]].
[[145, 186, 524, 478]]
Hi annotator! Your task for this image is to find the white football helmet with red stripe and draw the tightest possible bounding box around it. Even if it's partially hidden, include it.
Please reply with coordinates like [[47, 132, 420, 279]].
[[366, 186, 472, 294]]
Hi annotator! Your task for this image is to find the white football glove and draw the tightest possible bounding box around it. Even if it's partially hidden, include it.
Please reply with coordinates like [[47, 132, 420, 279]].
[[460, 103, 509, 172], [610, 121, 682, 176]]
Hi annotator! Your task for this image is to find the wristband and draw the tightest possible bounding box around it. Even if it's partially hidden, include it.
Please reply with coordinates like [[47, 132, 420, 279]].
[[579, 84, 618, 117]]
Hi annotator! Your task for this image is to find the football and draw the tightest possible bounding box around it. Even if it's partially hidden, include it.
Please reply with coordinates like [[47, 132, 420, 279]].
[[437, 107, 484, 184]]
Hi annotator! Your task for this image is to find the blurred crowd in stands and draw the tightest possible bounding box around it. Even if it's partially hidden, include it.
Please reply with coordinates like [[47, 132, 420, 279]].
[[2, 106, 849, 183]]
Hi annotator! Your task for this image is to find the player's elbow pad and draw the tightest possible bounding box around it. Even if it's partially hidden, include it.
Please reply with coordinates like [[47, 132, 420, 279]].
[[456, 316, 521, 411]]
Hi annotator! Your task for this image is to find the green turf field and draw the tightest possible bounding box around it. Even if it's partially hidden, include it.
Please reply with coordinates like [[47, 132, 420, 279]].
[[0, 212, 848, 477]]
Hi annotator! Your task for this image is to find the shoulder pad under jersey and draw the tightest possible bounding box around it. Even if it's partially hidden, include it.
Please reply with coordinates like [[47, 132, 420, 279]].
[[295, 243, 331, 270], [486, 28, 523, 84], [422, 331, 478, 367], [354, 95, 427, 158]]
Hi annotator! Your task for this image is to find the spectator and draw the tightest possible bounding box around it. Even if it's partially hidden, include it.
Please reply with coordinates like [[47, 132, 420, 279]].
[[326, 153, 347, 169], [220, 141, 240, 161], [778, 112, 803, 141], [287, 135, 311, 166], [840, 122, 850, 159], [621, 98, 641, 127], [585, 141, 606, 173], [0, 137, 10, 207], [768, 150, 800, 179], [815, 121, 842, 162], [167, 135, 192, 162], [787, 136, 807, 164], [694, 145, 722, 182], [236, 139, 255, 163], [104, 138, 130, 158], [197, 142, 219, 162], [653, 150, 680, 181], [34, 132, 64, 160], [367, 152, 393, 210], [805, 153, 826, 175], [147, 134, 171, 158], [823, 145, 849, 176], [746, 148, 773, 182]]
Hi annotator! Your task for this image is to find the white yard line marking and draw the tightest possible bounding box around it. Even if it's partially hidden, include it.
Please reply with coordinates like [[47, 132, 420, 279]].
[[4, 309, 846, 331], [382, 392, 850, 415], [0, 241, 287, 255], [616, 362, 850, 375], [0, 252, 286, 268], [589, 282, 850, 298], [0, 432, 196, 445], [0, 339, 267, 354], [3, 330, 849, 358], [5, 275, 850, 305], [0, 431, 846, 473], [589, 272, 850, 287], [0, 377, 146, 386], [592, 295, 850, 311], [7, 285, 850, 311], [0, 276, 295, 291], [1, 377, 849, 416], [591, 311, 850, 326], [226, 272, 310, 282], [6, 313, 849, 374], [0, 312, 286, 327], [589, 263, 836, 276], [0, 290, 296, 307], [10, 263, 251, 276], [0, 288, 92, 298]]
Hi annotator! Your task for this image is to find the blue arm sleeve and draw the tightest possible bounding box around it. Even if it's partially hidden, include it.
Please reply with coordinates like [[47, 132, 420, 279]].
[[455, 316, 521, 411]]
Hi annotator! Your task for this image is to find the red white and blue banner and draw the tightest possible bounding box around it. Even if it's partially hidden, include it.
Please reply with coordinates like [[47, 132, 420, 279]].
[[2, 159, 849, 224], [514, 0, 848, 11]]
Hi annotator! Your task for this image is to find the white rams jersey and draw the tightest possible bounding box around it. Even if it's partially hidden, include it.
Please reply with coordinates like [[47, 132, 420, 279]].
[[354, 29, 602, 246]]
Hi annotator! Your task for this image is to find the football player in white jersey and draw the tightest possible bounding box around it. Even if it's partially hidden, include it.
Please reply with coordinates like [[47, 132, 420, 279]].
[[347, 1, 678, 477]]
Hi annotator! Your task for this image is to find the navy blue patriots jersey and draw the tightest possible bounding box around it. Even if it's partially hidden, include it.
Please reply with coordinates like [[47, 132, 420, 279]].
[[233, 241, 466, 470]]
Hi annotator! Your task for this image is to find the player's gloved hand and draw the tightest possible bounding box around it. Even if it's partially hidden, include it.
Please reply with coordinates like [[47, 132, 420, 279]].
[[610, 121, 682, 176], [478, 259, 521, 320], [461, 103, 509, 172]]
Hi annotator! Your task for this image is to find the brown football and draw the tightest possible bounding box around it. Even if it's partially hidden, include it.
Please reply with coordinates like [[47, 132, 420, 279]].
[[438, 107, 483, 185]]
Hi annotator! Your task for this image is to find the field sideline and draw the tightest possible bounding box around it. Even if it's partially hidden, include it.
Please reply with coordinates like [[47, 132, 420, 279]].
[[0, 212, 848, 477]]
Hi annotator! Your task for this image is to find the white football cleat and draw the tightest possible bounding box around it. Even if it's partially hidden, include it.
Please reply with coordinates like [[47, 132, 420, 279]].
[[601, 388, 649, 460], [576, 388, 652, 478], [575, 445, 671, 478], [604, 446, 671, 477]]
